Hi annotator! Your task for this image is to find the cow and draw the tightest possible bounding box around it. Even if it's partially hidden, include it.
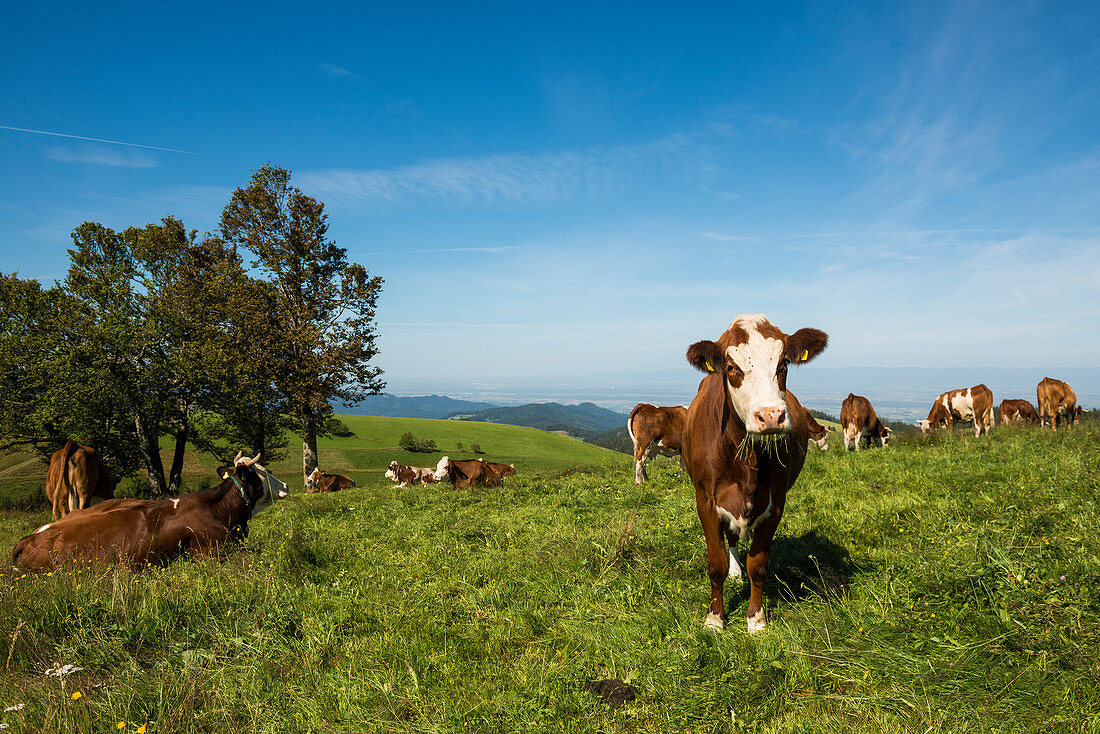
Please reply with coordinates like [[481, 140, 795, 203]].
[[13, 451, 288, 572], [433, 456, 516, 488], [384, 461, 438, 487], [305, 467, 356, 493], [840, 393, 892, 450], [805, 412, 832, 450], [999, 398, 1039, 426], [1037, 377, 1085, 429], [627, 404, 688, 483], [44, 440, 118, 520], [681, 313, 828, 633], [919, 385, 995, 437]]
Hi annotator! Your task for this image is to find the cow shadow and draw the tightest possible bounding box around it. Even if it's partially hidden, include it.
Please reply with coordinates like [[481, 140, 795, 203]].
[[735, 528, 863, 606]]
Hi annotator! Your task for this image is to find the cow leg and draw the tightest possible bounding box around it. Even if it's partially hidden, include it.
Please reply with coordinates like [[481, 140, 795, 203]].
[[745, 514, 781, 634], [634, 442, 651, 484], [696, 487, 729, 630], [723, 526, 743, 580]]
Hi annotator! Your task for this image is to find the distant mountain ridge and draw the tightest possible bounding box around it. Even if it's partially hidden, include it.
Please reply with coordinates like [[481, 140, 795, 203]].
[[341, 394, 499, 419], [447, 402, 629, 434]]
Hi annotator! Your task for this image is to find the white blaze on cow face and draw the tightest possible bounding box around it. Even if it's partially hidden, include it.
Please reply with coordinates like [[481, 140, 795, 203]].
[[241, 460, 289, 514], [724, 316, 790, 434], [433, 456, 450, 481]]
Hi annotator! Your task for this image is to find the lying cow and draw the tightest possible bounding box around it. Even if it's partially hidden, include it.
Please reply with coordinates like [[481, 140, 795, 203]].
[[305, 467, 356, 493], [627, 403, 688, 483], [13, 451, 287, 571], [999, 398, 1039, 426], [1037, 377, 1086, 429], [920, 384, 994, 437], [681, 313, 828, 632], [840, 393, 892, 450], [384, 461, 438, 487], [44, 440, 118, 520], [433, 456, 516, 488], [805, 411, 832, 450]]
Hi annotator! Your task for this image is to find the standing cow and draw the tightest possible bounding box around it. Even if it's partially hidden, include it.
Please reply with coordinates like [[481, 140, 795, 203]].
[[44, 440, 117, 520], [627, 404, 688, 483], [999, 399, 1039, 426], [840, 393, 892, 450], [681, 313, 828, 632], [919, 385, 994, 437], [1037, 377, 1086, 429]]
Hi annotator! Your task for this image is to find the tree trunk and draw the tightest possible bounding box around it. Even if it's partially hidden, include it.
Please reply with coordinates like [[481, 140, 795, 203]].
[[167, 422, 188, 495], [134, 413, 168, 496], [301, 405, 319, 482]]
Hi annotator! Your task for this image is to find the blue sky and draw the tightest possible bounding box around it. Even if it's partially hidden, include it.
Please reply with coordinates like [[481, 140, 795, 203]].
[[3, 1, 1099, 392]]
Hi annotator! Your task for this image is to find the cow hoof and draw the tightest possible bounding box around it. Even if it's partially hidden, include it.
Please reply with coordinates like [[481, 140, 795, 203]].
[[747, 610, 766, 634], [704, 612, 724, 631]]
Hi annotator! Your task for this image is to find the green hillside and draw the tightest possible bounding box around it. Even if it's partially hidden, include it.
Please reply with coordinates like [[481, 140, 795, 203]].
[[1, 427, 1097, 732], [0, 415, 627, 509]]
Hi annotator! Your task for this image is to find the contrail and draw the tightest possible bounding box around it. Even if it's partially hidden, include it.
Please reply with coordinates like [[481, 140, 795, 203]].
[[0, 124, 198, 155]]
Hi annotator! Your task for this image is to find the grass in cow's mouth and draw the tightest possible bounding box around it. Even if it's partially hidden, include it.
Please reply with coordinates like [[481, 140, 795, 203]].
[[0, 425, 1097, 732]]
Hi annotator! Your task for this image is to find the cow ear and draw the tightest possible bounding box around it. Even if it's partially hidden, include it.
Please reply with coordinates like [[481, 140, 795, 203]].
[[686, 340, 725, 374], [785, 328, 828, 364]]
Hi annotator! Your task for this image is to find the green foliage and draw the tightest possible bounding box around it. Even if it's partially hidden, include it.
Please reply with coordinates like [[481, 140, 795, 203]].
[[323, 417, 353, 437], [470, 442, 482, 454], [398, 431, 438, 453], [398, 431, 417, 452], [0, 427, 1097, 732]]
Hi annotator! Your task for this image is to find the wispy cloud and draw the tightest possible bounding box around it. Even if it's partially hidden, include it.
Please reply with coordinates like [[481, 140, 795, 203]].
[[0, 124, 197, 154], [299, 131, 717, 210], [45, 146, 157, 168], [318, 62, 353, 77]]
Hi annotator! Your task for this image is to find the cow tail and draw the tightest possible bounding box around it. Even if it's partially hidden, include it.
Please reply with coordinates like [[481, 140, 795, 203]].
[[627, 406, 641, 451], [62, 441, 80, 513]]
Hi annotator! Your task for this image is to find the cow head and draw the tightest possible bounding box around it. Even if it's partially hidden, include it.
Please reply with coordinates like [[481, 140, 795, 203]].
[[385, 461, 400, 482], [810, 425, 831, 450], [687, 314, 828, 434], [879, 426, 893, 447], [305, 467, 323, 491], [232, 451, 289, 514], [433, 456, 451, 481]]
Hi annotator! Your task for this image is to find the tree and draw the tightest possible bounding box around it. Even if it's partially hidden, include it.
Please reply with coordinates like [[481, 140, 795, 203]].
[[220, 164, 385, 481], [399, 432, 417, 452]]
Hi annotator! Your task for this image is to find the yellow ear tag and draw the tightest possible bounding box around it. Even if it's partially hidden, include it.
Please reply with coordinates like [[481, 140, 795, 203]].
[[705, 361, 714, 372], [222, 472, 230, 479], [800, 350, 809, 361]]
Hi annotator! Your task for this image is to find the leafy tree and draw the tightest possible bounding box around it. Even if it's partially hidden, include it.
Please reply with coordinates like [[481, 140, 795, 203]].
[[456, 441, 464, 452], [470, 443, 482, 454], [399, 432, 417, 452], [220, 164, 384, 480]]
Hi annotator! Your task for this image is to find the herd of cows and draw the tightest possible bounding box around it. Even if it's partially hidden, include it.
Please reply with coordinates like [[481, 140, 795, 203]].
[[7, 313, 1091, 635]]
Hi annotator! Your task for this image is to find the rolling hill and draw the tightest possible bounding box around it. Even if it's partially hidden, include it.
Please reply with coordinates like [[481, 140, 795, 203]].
[[447, 401, 628, 434], [339, 394, 499, 419]]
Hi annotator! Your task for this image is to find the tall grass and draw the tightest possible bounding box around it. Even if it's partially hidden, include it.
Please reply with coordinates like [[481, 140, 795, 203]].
[[1, 425, 1097, 733]]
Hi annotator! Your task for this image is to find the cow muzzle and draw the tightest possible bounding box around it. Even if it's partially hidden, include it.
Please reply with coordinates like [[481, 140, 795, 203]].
[[749, 406, 789, 434]]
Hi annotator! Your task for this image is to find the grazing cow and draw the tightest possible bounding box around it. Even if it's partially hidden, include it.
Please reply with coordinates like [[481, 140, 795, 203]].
[[999, 399, 1039, 426], [627, 404, 688, 483], [919, 385, 995, 437], [384, 461, 438, 487], [433, 456, 516, 488], [804, 412, 832, 450], [681, 313, 828, 632], [44, 440, 118, 520], [1037, 377, 1085, 429], [13, 452, 288, 571], [840, 393, 892, 450], [305, 467, 356, 493]]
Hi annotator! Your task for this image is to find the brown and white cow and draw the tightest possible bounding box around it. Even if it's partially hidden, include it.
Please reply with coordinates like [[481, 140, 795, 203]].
[[681, 313, 828, 633], [840, 393, 892, 450], [433, 456, 516, 488], [13, 451, 288, 571], [305, 467, 356, 493], [999, 398, 1039, 426], [44, 440, 118, 520], [919, 384, 994, 437], [384, 461, 438, 487], [804, 411, 832, 450], [1037, 377, 1085, 429], [627, 403, 688, 483]]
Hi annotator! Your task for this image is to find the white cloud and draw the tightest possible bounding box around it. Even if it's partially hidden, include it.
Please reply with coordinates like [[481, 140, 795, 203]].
[[318, 62, 352, 77], [45, 146, 157, 168]]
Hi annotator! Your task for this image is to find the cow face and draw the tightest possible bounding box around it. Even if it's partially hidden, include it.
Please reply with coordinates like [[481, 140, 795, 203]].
[[687, 314, 828, 434], [810, 427, 830, 451], [879, 426, 893, 447], [232, 452, 289, 514], [433, 456, 450, 481]]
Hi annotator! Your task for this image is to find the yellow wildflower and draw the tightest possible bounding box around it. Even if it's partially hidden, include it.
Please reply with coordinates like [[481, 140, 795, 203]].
[[71, 691, 82, 700]]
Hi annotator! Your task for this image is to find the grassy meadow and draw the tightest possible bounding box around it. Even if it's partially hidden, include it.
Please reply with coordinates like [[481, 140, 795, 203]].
[[1, 422, 1098, 733]]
